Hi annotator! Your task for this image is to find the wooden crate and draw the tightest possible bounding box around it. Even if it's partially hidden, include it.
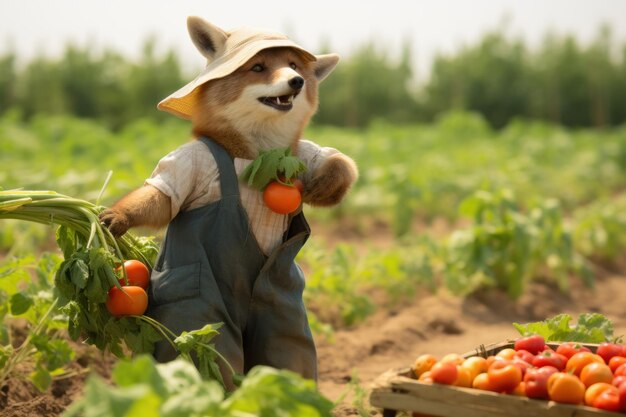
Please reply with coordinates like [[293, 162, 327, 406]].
[[369, 341, 620, 417]]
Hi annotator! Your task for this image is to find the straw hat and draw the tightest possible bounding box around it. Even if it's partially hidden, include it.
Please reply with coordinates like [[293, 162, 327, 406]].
[[158, 17, 317, 120]]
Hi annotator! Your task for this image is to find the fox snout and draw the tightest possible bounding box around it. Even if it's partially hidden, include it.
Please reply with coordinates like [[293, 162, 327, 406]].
[[288, 76, 304, 91]]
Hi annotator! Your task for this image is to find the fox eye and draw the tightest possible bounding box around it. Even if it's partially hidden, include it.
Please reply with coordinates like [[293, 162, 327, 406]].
[[289, 62, 297, 70], [251, 64, 265, 72]]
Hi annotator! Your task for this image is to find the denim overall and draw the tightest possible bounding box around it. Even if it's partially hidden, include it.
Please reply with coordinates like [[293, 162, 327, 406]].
[[146, 137, 317, 385]]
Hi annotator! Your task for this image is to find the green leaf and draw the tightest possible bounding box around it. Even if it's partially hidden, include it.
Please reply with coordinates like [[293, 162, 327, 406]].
[[513, 313, 614, 343], [113, 355, 169, 398], [70, 258, 89, 290], [29, 365, 52, 391], [239, 147, 306, 190], [173, 323, 222, 355], [9, 292, 33, 315]]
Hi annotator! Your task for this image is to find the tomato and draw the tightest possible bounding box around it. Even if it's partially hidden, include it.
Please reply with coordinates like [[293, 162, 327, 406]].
[[594, 386, 621, 412], [609, 356, 626, 373], [597, 342, 624, 364], [613, 376, 626, 387], [510, 381, 526, 396], [514, 335, 545, 355], [472, 372, 498, 392], [418, 371, 433, 382], [513, 349, 535, 364], [585, 382, 615, 406], [511, 358, 532, 377], [618, 381, 626, 412], [580, 362, 614, 387], [524, 366, 559, 399], [430, 362, 458, 385], [488, 360, 522, 392], [495, 348, 516, 361], [547, 372, 585, 404], [440, 353, 464, 365], [614, 363, 626, 377], [461, 356, 488, 381], [532, 350, 567, 371], [454, 366, 473, 388], [117, 259, 150, 289], [555, 342, 591, 359], [566, 352, 605, 376], [263, 181, 302, 214], [106, 286, 148, 317], [413, 354, 437, 378]]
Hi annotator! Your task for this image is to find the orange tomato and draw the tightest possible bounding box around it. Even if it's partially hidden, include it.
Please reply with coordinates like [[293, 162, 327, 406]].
[[496, 348, 516, 361], [440, 353, 464, 365], [585, 382, 616, 406], [106, 286, 148, 317], [454, 366, 473, 388], [510, 381, 526, 396], [430, 362, 458, 385], [580, 362, 614, 387], [472, 373, 498, 392], [413, 354, 437, 378], [263, 181, 302, 214], [461, 356, 488, 381], [566, 352, 605, 376], [487, 360, 522, 392], [117, 259, 150, 289], [418, 371, 433, 382], [547, 372, 586, 404]]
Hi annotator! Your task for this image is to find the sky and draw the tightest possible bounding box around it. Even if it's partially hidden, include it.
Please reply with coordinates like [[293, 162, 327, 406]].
[[1, 0, 625, 78]]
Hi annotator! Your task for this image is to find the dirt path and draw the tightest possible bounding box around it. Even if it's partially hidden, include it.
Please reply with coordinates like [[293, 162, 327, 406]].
[[315, 272, 626, 415]]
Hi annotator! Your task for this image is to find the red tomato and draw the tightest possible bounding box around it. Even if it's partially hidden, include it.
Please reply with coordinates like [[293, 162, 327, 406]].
[[263, 181, 302, 214], [613, 375, 626, 387], [596, 342, 624, 364], [566, 352, 605, 376], [524, 366, 559, 399], [585, 382, 615, 406], [117, 260, 150, 289], [514, 335, 545, 355], [618, 381, 626, 412], [614, 363, 626, 377], [547, 372, 585, 404], [430, 362, 458, 385], [532, 350, 567, 371], [594, 386, 621, 412], [580, 362, 614, 387], [488, 360, 522, 392], [609, 356, 626, 373], [513, 349, 535, 364], [556, 342, 591, 359], [106, 286, 148, 317]]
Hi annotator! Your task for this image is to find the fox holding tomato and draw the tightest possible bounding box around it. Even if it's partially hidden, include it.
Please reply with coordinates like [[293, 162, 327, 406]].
[[100, 16, 357, 387]]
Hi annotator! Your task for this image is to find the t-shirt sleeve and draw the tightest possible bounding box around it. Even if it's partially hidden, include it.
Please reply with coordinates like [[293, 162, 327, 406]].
[[144, 143, 201, 219], [297, 139, 341, 183]]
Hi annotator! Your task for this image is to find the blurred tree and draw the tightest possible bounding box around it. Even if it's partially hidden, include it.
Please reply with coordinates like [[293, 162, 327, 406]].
[[0, 51, 17, 113]]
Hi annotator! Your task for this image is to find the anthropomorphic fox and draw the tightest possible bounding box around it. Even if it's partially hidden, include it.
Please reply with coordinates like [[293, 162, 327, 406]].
[[100, 16, 357, 387]]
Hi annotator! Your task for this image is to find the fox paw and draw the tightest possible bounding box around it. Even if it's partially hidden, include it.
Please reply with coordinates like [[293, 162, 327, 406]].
[[99, 209, 131, 237], [303, 153, 358, 206]]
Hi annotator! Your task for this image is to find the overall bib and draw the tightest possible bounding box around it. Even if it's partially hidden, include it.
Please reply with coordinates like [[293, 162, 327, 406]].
[[146, 137, 317, 384]]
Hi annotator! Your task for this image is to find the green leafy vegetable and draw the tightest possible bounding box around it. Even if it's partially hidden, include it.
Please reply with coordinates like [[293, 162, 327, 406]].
[[513, 313, 615, 343], [239, 147, 306, 190]]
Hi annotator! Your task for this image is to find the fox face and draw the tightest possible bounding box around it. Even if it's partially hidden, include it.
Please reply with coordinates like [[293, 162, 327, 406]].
[[188, 19, 338, 159]]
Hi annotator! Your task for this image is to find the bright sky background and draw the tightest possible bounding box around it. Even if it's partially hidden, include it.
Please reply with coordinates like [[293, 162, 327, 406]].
[[1, 0, 625, 79]]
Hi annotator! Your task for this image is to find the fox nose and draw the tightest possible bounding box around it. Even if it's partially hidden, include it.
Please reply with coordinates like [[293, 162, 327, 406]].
[[288, 76, 304, 90]]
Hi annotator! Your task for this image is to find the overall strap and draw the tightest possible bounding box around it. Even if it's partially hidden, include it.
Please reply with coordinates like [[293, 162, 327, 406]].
[[198, 137, 240, 197]]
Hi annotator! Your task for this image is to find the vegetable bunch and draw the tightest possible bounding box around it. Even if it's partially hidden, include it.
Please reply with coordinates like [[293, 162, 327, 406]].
[[0, 189, 161, 356]]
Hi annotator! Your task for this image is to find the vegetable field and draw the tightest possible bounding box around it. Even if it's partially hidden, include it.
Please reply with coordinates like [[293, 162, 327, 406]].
[[2, 110, 626, 416]]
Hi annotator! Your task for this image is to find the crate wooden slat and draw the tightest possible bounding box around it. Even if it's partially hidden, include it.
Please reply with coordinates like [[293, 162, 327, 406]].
[[369, 341, 620, 417]]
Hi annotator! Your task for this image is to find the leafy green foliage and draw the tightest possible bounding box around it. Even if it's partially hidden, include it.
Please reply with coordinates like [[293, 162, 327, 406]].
[[239, 147, 306, 190], [513, 313, 615, 343], [64, 355, 333, 417]]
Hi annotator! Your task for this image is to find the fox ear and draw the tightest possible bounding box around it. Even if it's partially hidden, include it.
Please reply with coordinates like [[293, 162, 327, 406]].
[[313, 54, 340, 82], [187, 16, 228, 61]]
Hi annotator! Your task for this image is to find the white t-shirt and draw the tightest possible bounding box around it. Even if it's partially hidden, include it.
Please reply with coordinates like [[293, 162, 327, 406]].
[[145, 139, 339, 255]]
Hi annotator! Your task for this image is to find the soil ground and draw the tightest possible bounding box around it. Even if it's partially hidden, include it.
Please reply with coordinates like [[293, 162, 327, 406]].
[[2, 230, 625, 417]]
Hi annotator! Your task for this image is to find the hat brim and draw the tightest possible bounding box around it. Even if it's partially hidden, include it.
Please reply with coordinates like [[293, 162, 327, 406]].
[[158, 39, 316, 120]]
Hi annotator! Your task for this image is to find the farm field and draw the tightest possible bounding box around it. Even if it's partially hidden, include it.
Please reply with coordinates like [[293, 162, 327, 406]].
[[1, 111, 626, 416]]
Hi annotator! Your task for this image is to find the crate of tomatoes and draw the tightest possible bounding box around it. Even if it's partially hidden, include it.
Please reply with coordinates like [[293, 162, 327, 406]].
[[370, 314, 626, 417]]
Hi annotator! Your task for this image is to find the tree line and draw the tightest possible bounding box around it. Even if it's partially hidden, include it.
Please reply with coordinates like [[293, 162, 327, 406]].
[[1, 27, 625, 129]]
